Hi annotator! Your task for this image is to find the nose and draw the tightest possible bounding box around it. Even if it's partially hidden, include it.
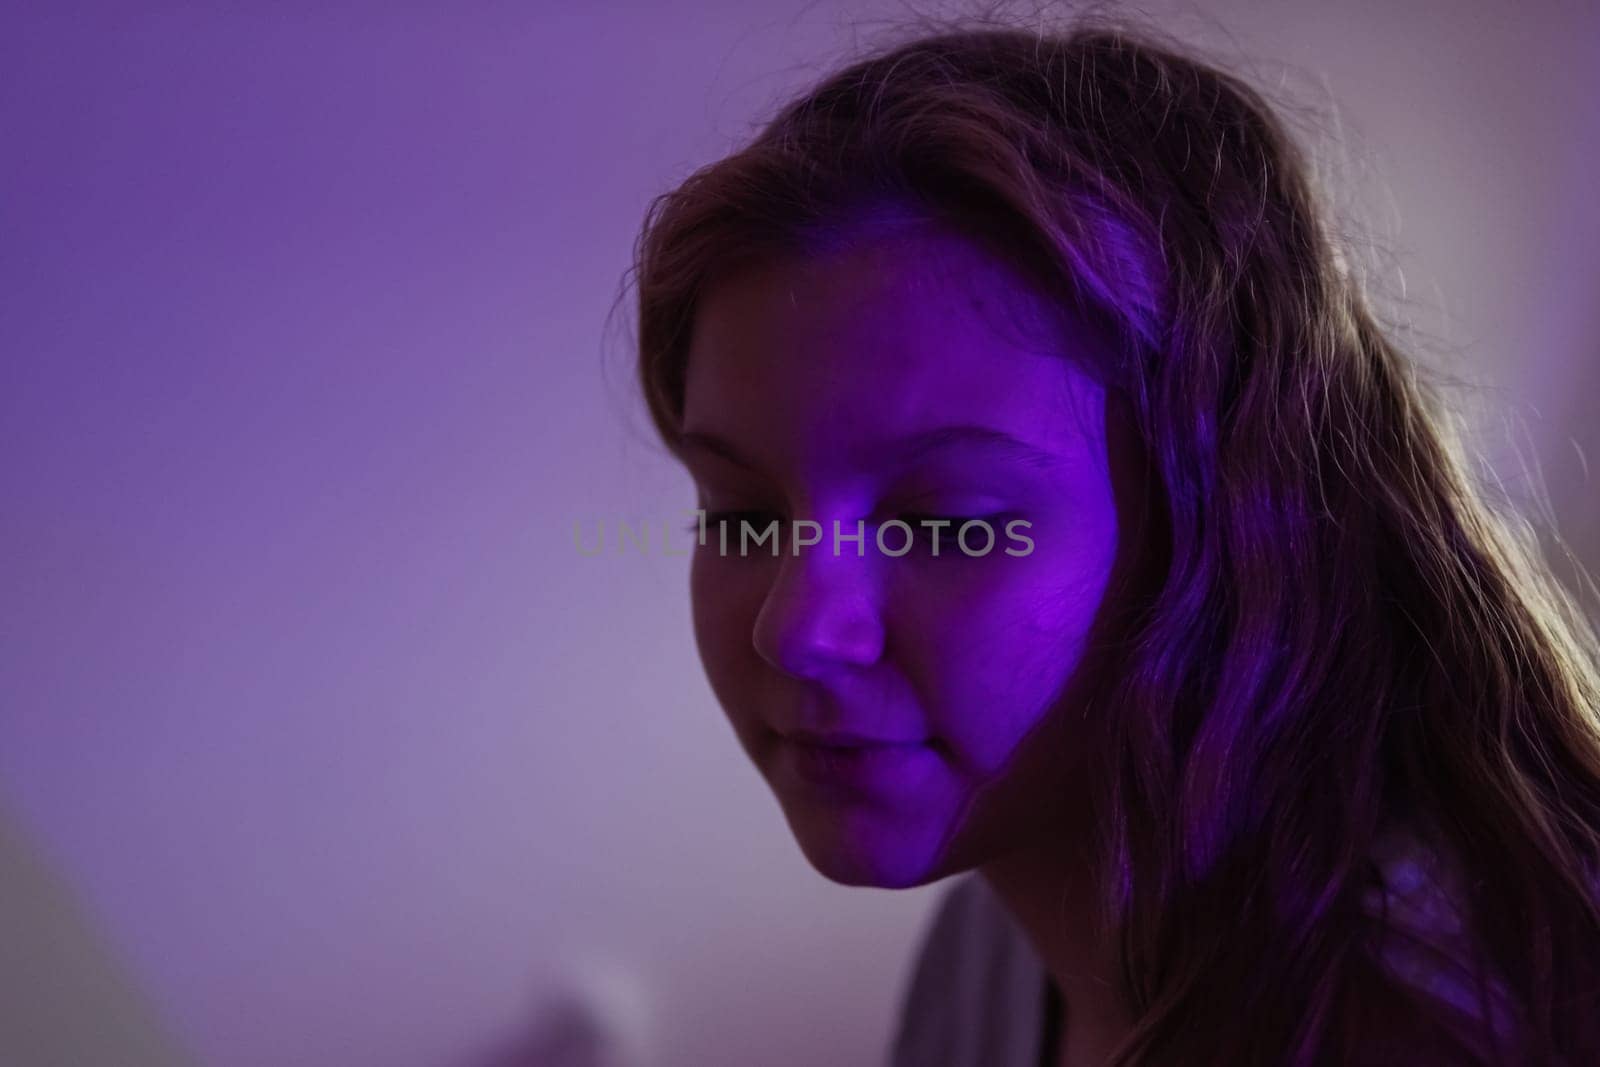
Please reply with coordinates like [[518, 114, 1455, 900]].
[[751, 541, 885, 679]]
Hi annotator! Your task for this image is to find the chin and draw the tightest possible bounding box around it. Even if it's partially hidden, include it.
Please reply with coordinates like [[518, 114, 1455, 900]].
[[783, 802, 955, 890]]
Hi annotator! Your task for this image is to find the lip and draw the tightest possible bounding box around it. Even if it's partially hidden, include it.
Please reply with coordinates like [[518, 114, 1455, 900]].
[[786, 727, 927, 748], [777, 735, 933, 794]]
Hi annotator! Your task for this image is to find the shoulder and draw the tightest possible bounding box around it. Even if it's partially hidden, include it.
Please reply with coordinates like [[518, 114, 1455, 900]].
[[887, 874, 1046, 1067], [1350, 821, 1525, 1064]]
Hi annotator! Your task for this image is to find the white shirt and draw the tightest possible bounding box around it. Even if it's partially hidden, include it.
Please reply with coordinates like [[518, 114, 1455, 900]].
[[887, 873, 1051, 1067]]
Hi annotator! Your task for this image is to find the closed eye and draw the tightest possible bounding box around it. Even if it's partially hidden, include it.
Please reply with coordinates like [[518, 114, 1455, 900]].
[[684, 511, 1005, 556], [685, 510, 786, 552], [684, 509, 782, 533], [894, 514, 997, 553]]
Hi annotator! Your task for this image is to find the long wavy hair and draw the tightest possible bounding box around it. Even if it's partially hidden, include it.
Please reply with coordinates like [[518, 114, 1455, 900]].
[[627, 13, 1600, 1064]]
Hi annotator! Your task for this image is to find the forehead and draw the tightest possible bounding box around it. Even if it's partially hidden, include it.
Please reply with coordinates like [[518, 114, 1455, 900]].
[[681, 226, 1107, 477]]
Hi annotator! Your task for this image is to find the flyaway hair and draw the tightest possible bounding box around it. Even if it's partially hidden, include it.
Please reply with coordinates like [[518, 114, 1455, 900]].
[[629, 13, 1600, 1064]]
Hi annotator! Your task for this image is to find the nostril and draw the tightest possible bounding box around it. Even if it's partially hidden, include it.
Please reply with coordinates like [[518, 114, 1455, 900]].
[[753, 593, 885, 679]]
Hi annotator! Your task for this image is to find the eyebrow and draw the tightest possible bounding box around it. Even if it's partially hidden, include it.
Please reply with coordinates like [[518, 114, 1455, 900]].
[[676, 424, 1073, 474]]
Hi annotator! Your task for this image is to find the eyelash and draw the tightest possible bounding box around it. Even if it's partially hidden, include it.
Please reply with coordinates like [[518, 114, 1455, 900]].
[[684, 511, 993, 551]]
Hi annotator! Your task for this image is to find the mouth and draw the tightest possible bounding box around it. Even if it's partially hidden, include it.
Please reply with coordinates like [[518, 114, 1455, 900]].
[[776, 732, 933, 793], [784, 727, 928, 749]]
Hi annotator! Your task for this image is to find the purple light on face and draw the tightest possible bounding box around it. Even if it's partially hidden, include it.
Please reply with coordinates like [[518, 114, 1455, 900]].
[[680, 219, 1125, 889], [778, 736, 941, 797]]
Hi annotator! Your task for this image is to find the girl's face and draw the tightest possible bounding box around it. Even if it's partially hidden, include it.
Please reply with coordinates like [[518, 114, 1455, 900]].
[[680, 224, 1130, 888]]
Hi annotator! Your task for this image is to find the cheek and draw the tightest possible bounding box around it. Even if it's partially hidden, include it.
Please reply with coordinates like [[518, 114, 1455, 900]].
[[688, 552, 766, 720], [894, 523, 1117, 775]]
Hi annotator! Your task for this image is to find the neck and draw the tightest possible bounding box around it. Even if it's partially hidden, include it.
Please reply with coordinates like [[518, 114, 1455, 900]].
[[977, 835, 1132, 1066]]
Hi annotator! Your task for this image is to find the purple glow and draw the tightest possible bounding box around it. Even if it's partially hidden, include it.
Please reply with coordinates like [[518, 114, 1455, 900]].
[[2, 4, 1597, 1066]]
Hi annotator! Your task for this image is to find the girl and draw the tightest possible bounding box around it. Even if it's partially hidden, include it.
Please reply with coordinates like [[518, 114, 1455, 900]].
[[628, 15, 1600, 1065]]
